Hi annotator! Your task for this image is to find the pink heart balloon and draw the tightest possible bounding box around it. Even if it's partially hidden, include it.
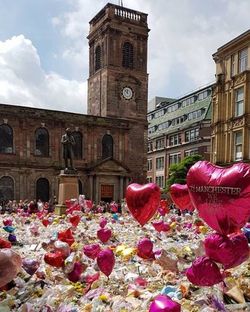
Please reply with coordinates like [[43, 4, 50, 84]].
[[99, 217, 107, 229], [170, 184, 195, 212], [137, 237, 155, 260], [152, 220, 170, 232], [0, 249, 22, 287], [126, 183, 160, 226], [97, 228, 112, 243], [83, 244, 101, 260], [149, 295, 181, 312], [204, 232, 249, 269], [97, 249, 115, 277], [187, 161, 250, 235], [186, 256, 223, 286]]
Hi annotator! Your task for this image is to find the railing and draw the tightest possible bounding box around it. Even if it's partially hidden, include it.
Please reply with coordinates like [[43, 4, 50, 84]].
[[114, 8, 141, 21]]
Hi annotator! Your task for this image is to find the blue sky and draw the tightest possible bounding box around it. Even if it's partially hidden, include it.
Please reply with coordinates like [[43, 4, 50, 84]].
[[0, 0, 249, 113]]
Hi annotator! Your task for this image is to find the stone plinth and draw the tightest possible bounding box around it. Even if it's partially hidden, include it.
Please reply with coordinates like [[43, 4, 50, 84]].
[[55, 171, 79, 215]]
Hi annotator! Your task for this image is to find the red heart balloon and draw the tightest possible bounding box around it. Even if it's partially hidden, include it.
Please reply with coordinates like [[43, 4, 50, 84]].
[[44, 251, 64, 268], [42, 219, 49, 227], [186, 256, 223, 286], [99, 217, 107, 229], [204, 232, 249, 269], [137, 237, 155, 260], [97, 249, 115, 277], [187, 161, 250, 235], [0, 238, 12, 249], [3, 219, 12, 226], [67, 262, 84, 282], [83, 244, 101, 260], [97, 228, 112, 243], [58, 228, 75, 246], [170, 184, 194, 212], [152, 220, 170, 232], [69, 215, 81, 227], [126, 183, 160, 226]]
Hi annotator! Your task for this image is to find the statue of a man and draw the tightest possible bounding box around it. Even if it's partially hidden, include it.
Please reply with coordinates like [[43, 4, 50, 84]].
[[61, 128, 75, 170]]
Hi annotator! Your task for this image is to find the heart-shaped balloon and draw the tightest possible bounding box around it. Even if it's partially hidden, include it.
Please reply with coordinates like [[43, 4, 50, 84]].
[[22, 258, 40, 275], [83, 244, 101, 260], [0, 238, 12, 249], [152, 220, 170, 233], [99, 217, 108, 229], [44, 251, 64, 268], [97, 249, 115, 277], [0, 249, 22, 287], [54, 240, 71, 258], [186, 256, 223, 286], [58, 228, 75, 246], [3, 219, 13, 226], [149, 294, 181, 312], [69, 215, 81, 227], [67, 262, 85, 282], [97, 228, 112, 243], [170, 184, 194, 212], [187, 161, 250, 235], [204, 232, 249, 269], [137, 237, 155, 260], [126, 183, 160, 226], [42, 219, 49, 227]]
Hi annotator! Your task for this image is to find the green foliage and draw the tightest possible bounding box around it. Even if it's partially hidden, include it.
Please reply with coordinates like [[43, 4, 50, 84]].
[[165, 154, 203, 191]]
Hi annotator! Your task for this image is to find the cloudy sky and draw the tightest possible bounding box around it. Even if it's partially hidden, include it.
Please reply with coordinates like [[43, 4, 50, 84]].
[[0, 0, 249, 114]]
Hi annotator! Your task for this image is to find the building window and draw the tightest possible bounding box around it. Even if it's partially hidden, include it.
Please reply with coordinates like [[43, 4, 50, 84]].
[[35, 128, 49, 157], [147, 114, 153, 121], [235, 87, 244, 117], [171, 116, 186, 126], [156, 156, 164, 170], [156, 176, 164, 188], [184, 149, 199, 157], [166, 103, 180, 113], [0, 176, 14, 201], [147, 177, 153, 183], [147, 159, 152, 171], [231, 54, 235, 77], [122, 42, 133, 69], [95, 45, 101, 71], [158, 122, 170, 131], [234, 131, 243, 161], [198, 91, 208, 101], [182, 97, 195, 108], [169, 153, 181, 165], [36, 178, 50, 202], [238, 48, 248, 73], [185, 128, 199, 142], [0, 124, 13, 154], [148, 142, 153, 152], [156, 138, 164, 149], [102, 134, 113, 159], [154, 110, 164, 118], [169, 133, 181, 146], [72, 131, 82, 159]]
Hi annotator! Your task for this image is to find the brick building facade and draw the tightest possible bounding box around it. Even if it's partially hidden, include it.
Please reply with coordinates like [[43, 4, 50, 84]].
[[0, 3, 149, 203], [147, 85, 213, 189]]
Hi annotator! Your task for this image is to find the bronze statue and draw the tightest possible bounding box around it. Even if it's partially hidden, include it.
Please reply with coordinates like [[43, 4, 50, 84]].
[[61, 128, 75, 171]]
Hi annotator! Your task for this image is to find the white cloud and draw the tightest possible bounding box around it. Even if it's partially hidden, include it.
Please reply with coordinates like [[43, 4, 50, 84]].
[[0, 35, 87, 113], [51, 0, 250, 99]]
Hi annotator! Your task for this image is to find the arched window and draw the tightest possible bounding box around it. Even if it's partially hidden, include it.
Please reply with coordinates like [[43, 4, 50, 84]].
[[102, 134, 113, 159], [122, 42, 133, 69], [0, 176, 14, 201], [36, 178, 49, 202], [0, 124, 13, 154], [78, 179, 83, 195], [35, 128, 49, 157], [95, 45, 101, 71], [72, 131, 82, 159]]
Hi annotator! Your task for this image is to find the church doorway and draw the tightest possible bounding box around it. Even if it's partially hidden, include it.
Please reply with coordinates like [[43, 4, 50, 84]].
[[36, 178, 50, 202], [100, 184, 114, 202], [0, 176, 14, 201]]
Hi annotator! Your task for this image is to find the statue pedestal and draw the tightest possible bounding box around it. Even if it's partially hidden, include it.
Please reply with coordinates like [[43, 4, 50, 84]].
[[55, 171, 79, 215]]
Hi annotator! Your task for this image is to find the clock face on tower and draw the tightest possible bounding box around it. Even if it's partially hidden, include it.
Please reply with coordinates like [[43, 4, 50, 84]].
[[122, 86, 133, 100]]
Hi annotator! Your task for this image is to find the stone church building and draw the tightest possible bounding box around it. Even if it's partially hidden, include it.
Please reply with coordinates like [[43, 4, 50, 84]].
[[0, 3, 149, 203]]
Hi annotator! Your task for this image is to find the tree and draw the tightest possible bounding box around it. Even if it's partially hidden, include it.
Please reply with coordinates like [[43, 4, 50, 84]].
[[165, 154, 203, 191]]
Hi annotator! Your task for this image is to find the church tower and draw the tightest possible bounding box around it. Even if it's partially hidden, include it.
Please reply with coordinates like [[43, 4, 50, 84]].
[[87, 3, 149, 121]]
